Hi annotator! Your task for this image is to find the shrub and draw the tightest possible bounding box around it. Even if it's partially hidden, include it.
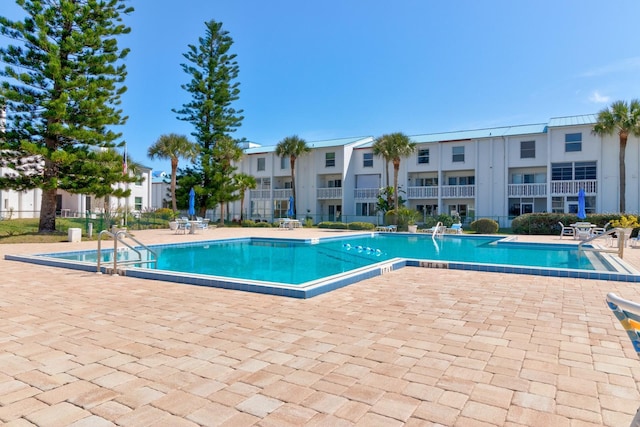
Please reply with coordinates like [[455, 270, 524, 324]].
[[470, 218, 499, 234], [317, 221, 348, 229], [240, 220, 272, 228], [435, 213, 454, 227], [348, 222, 375, 231], [155, 208, 175, 220]]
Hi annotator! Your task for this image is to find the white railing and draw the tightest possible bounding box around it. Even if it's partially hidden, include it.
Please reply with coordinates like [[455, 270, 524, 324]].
[[317, 187, 342, 199], [550, 180, 597, 195], [249, 189, 293, 200], [249, 189, 271, 199], [407, 186, 439, 199], [508, 183, 547, 197], [354, 188, 379, 199], [273, 188, 293, 199], [441, 185, 475, 198]]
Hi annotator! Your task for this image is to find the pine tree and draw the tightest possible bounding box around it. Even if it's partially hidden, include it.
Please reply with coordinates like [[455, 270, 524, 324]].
[[0, 0, 134, 232], [174, 20, 244, 220]]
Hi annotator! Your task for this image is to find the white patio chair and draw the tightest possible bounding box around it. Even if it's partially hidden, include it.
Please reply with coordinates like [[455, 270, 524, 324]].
[[558, 221, 575, 239]]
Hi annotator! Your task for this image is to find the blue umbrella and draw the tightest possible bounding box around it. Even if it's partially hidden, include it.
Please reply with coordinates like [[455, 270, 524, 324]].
[[287, 195, 294, 218], [188, 188, 196, 218], [577, 188, 586, 220]]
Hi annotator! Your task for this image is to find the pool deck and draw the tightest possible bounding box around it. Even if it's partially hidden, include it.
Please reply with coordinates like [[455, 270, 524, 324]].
[[2, 228, 640, 426]]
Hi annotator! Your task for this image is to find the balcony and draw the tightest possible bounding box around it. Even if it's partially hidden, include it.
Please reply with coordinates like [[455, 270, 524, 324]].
[[441, 185, 475, 198], [407, 186, 438, 199], [508, 183, 547, 197], [550, 180, 597, 195], [249, 188, 292, 200], [317, 187, 342, 199], [354, 188, 380, 199]]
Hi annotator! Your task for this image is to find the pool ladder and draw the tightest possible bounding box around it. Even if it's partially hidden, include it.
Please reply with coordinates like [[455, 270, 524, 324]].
[[578, 228, 625, 259], [97, 228, 158, 274]]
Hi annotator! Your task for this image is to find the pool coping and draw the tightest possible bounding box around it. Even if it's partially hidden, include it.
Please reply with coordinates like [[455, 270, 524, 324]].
[[5, 234, 640, 298]]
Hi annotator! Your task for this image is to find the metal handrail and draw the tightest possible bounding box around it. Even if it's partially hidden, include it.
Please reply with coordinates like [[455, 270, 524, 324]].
[[97, 228, 157, 274], [578, 228, 625, 258]]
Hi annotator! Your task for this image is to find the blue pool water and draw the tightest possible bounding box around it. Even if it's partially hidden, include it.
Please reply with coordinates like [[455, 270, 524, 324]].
[[8, 233, 640, 298], [46, 234, 600, 285]]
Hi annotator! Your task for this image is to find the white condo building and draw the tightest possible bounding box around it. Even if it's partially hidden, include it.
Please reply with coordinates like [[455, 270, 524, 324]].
[[230, 114, 640, 227]]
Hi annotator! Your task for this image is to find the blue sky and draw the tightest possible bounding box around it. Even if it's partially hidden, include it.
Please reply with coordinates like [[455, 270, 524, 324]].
[[4, 1, 640, 173]]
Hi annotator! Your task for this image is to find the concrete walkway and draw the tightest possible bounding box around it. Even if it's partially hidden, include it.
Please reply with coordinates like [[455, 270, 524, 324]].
[[1, 228, 640, 426]]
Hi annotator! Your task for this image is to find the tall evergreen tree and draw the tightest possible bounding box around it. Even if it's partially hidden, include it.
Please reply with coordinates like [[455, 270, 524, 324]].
[[0, 0, 134, 232], [174, 20, 244, 218]]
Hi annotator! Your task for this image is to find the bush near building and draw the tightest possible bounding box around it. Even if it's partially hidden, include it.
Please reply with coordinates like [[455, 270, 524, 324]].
[[470, 218, 499, 234]]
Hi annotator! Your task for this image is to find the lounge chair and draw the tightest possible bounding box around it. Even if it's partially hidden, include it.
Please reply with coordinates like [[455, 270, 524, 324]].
[[196, 217, 210, 230], [605, 292, 640, 426], [447, 223, 463, 234], [375, 225, 397, 232], [422, 222, 445, 237], [558, 221, 575, 239]]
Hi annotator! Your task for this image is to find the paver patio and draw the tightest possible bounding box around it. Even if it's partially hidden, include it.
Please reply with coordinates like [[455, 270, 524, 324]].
[[1, 227, 640, 426]]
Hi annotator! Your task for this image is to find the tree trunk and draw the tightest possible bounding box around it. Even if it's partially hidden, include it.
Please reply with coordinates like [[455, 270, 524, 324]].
[[620, 133, 628, 213], [39, 188, 58, 232], [290, 155, 297, 216], [393, 158, 400, 224], [240, 194, 245, 223], [170, 158, 178, 212]]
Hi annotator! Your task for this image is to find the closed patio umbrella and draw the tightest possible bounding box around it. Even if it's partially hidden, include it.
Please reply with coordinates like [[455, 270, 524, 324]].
[[287, 195, 294, 218], [577, 188, 586, 220], [188, 188, 196, 219]]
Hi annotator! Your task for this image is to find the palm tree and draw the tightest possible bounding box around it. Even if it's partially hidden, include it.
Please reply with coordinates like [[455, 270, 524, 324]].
[[372, 137, 391, 189], [593, 100, 640, 213], [234, 173, 256, 223], [148, 134, 198, 212], [373, 132, 416, 217], [275, 135, 310, 216]]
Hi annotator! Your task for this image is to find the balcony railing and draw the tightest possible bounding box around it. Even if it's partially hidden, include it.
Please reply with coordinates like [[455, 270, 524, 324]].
[[249, 188, 292, 200], [317, 187, 342, 199], [407, 186, 439, 199], [273, 189, 293, 199], [354, 188, 380, 199], [550, 180, 597, 195], [441, 185, 475, 198], [508, 183, 547, 197]]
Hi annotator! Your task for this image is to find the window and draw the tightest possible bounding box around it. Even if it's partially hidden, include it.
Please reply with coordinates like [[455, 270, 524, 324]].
[[280, 156, 287, 170], [418, 149, 430, 164], [327, 179, 342, 188], [356, 202, 376, 216], [85, 196, 92, 211], [257, 177, 270, 189], [551, 162, 597, 181], [565, 133, 582, 152], [135, 174, 143, 186], [257, 157, 265, 171], [520, 141, 535, 158], [363, 153, 373, 168], [414, 177, 438, 186], [574, 161, 596, 180], [135, 197, 142, 211], [448, 176, 475, 185], [284, 181, 292, 189], [325, 152, 335, 167], [452, 146, 465, 162], [551, 162, 572, 181], [552, 197, 565, 213]]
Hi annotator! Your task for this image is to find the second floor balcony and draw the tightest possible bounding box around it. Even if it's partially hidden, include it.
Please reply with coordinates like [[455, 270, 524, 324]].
[[407, 186, 438, 199], [249, 188, 293, 200], [550, 179, 597, 195], [317, 187, 342, 199], [508, 183, 547, 197]]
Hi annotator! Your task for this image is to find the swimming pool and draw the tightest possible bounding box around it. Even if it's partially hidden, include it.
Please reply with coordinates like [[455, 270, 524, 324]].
[[6, 233, 640, 298]]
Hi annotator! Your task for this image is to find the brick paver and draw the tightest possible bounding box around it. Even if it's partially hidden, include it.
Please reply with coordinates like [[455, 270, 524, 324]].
[[1, 228, 640, 425]]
